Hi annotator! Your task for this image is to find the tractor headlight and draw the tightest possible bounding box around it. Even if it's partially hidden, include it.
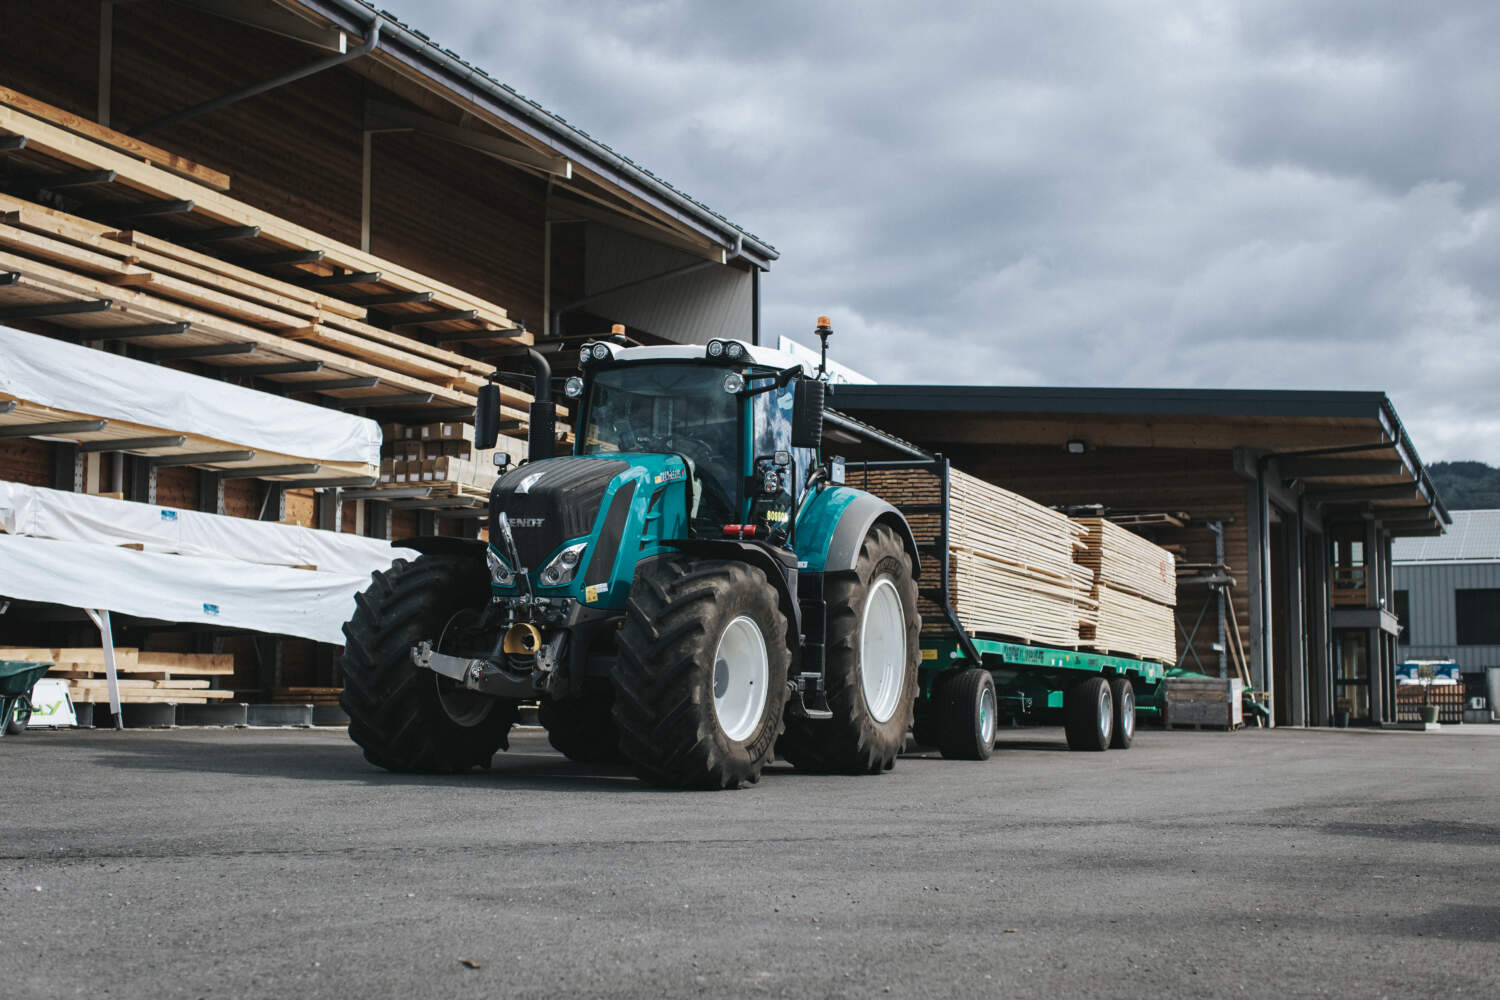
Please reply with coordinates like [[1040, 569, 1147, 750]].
[[722, 372, 744, 394], [539, 541, 588, 587], [564, 376, 584, 398], [486, 546, 515, 586], [591, 342, 611, 361], [579, 344, 593, 365], [725, 342, 745, 360], [762, 469, 781, 494], [707, 339, 725, 358]]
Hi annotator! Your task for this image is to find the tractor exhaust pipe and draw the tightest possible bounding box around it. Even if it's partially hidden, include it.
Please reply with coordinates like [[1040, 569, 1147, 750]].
[[523, 347, 555, 462]]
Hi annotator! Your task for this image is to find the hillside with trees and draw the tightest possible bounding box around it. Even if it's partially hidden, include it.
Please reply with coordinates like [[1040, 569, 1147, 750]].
[[1428, 461, 1500, 510]]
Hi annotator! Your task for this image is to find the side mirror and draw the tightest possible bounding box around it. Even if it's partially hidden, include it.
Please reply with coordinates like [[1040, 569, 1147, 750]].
[[790, 379, 825, 450], [475, 383, 500, 451]]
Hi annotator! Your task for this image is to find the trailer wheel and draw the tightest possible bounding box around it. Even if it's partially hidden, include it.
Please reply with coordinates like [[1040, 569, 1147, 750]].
[[613, 556, 791, 788], [937, 668, 996, 761], [1064, 676, 1114, 752], [780, 523, 921, 774], [340, 555, 518, 773], [1109, 677, 1135, 749], [540, 688, 626, 763]]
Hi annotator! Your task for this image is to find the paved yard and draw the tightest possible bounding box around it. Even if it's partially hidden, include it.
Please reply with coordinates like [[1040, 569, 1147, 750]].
[[2, 724, 1497, 998]]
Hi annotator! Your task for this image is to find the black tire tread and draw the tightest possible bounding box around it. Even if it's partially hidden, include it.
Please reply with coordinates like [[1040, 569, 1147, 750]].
[[937, 667, 995, 761], [1064, 675, 1113, 752], [339, 555, 517, 773], [612, 557, 791, 789], [540, 691, 627, 763], [780, 523, 921, 774], [1109, 676, 1135, 750]]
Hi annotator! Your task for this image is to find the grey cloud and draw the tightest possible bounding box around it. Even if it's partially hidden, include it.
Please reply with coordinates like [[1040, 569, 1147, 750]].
[[382, 0, 1500, 463]]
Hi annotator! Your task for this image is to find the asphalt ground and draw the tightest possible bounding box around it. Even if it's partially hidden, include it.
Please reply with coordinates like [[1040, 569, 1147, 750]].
[[3, 723, 1498, 999]]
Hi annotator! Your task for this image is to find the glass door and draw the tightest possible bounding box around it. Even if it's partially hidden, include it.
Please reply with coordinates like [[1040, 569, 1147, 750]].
[[1333, 630, 1371, 723]]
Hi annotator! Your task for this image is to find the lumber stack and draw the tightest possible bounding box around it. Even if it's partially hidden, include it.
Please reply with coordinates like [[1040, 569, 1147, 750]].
[[858, 465, 1095, 648], [1073, 518, 1177, 663], [0, 86, 538, 421], [0, 647, 235, 705], [377, 418, 520, 497]]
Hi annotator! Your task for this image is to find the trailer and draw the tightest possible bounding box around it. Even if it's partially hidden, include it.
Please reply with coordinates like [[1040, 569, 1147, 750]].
[[850, 458, 1171, 759]]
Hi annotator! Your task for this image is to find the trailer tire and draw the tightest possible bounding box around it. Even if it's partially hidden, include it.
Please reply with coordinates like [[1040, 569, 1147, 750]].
[[540, 689, 626, 763], [937, 668, 996, 761], [613, 556, 791, 788], [1064, 676, 1114, 751], [780, 523, 921, 774], [1109, 677, 1135, 749], [340, 555, 518, 773]]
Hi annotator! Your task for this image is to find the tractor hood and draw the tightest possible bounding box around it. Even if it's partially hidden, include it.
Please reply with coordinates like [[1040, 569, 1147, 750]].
[[488, 456, 630, 572]]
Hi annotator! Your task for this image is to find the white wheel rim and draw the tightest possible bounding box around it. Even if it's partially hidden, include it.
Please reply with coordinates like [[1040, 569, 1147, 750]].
[[1121, 684, 1135, 739], [860, 577, 907, 724], [979, 684, 996, 745], [1098, 684, 1114, 743], [713, 616, 769, 743]]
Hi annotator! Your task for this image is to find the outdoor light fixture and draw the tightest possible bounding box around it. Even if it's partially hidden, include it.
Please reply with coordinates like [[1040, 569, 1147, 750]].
[[1065, 439, 1088, 455], [563, 376, 584, 398], [707, 339, 725, 357], [722, 372, 745, 394], [725, 342, 745, 360], [591, 342, 611, 361], [578, 344, 593, 365]]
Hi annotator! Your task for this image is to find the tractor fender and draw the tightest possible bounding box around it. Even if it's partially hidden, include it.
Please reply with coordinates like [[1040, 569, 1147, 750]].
[[391, 535, 487, 558], [662, 539, 802, 639], [825, 493, 921, 576]]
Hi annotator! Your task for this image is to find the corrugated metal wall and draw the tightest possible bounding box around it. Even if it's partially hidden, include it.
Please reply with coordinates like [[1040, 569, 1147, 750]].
[[1393, 561, 1500, 669], [582, 225, 752, 344]]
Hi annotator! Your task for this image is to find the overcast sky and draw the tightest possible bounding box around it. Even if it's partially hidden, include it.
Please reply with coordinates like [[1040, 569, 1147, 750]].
[[383, 1, 1500, 464]]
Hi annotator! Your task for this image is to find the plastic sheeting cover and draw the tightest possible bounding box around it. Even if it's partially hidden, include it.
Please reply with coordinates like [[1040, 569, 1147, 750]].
[[0, 534, 372, 645], [0, 325, 381, 466], [0, 481, 414, 577]]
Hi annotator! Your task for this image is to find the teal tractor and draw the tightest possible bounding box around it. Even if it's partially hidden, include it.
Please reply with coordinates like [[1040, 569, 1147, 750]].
[[340, 320, 924, 788]]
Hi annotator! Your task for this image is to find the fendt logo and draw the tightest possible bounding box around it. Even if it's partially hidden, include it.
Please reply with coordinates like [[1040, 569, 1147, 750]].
[[509, 517, 546, 528]]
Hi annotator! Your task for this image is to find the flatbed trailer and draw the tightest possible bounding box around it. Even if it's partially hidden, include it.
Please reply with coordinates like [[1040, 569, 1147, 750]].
[[849, 457, 1169, 759]]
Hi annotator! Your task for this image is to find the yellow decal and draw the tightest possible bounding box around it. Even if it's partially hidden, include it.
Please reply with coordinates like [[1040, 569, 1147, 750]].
[[921, 649, 938, 661], [585, 584, 601, 603], [765, 510, 789, 523]]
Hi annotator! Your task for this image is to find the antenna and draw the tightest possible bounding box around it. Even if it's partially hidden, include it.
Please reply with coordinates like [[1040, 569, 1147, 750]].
[[814, 315, 832, 379]]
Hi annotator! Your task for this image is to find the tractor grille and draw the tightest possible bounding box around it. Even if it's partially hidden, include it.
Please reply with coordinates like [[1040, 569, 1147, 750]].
[[488, 457, 628, 570]]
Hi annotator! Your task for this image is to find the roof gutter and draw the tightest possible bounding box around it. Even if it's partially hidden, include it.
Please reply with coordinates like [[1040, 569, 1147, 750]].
[[291, 0, 778, 270]]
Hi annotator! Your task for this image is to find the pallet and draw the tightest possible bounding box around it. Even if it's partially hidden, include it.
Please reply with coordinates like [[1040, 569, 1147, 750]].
[[0, 647, 235, 705]]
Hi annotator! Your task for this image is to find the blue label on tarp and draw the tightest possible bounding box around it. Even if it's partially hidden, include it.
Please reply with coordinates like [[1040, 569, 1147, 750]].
[[161, 510, 178, 521], [202, 603, 220, 615]]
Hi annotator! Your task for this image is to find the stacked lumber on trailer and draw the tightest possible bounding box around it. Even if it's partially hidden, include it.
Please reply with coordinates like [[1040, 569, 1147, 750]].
[[1073, 518, 1177, 663], [858, 465, 1094, 648], [0, 647, 235, 705]]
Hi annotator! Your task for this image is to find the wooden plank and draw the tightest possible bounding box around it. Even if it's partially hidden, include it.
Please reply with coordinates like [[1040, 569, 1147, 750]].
[[134, 651, 235, 675], [0, 106, 524, 333], [0, 84, 232, 191], [0, 646, 140, 671]]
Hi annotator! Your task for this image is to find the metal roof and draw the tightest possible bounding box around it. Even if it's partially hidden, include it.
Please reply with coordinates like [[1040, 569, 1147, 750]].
[[287, 0, 778, 269], [1394, 510, 1500, 563]]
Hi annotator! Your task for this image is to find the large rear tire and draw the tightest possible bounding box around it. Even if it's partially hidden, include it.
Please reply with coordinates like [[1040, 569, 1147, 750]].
[[340, 555, 518, 773], [779, 523, 920, 774], [540, 687, 626, 763], [612, 557, 791, 788]]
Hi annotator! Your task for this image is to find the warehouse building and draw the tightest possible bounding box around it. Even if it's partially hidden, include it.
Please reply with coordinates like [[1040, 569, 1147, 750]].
[[834, 386, 1449, 729], [0, 0, 774, 712], [1393, 510, 1500, 717]]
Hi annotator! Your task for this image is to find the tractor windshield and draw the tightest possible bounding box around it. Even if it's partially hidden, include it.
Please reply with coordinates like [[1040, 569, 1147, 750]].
[[580, 363, 739, 526]]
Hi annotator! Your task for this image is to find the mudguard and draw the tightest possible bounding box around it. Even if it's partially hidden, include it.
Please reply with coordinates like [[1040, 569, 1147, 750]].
[[797, 487, 920, 576]]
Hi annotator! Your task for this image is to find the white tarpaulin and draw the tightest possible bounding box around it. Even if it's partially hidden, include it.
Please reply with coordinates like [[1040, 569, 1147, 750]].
[[0, 481, 413, 577], [0, 483, 418, 644], [0, 534, 371, 644], [0, 324, 381, 466]]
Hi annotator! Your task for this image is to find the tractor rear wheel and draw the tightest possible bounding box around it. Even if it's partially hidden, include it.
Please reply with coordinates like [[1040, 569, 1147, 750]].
[[1064, 675, 1114, 752], [540, 687, 626, 763], [340, 555, 518, 773], [779, 523, 920, 774], [612, 556, 791, 788]]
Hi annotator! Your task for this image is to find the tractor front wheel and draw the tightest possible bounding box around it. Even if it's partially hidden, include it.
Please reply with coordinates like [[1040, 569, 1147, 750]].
[[779, 523, 921, 774], [612, 556, 791, 788], [340, 555, 518, 773]]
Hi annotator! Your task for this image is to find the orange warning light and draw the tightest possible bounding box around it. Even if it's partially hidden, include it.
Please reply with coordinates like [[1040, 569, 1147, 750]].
[[816, 315, 831, 328]]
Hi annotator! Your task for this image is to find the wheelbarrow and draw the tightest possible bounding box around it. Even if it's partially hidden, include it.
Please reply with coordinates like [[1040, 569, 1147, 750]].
[[0, 659, 52, 737]]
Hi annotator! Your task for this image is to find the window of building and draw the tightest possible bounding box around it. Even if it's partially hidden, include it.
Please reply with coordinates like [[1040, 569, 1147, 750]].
[[1394, 589, 1411, 645], [1455, 589, 1500, 645]]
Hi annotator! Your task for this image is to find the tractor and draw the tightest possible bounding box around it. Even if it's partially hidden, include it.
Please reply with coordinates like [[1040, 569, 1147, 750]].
[[339, 320, 923, 788]]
